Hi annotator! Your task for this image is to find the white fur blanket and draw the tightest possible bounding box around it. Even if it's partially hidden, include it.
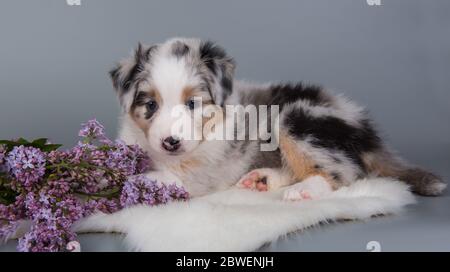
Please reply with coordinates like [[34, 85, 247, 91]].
[[74, 178, 415, 251]]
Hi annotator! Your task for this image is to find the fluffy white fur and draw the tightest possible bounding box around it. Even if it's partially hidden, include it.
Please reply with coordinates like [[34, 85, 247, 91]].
[[73, 178, 415, 252]]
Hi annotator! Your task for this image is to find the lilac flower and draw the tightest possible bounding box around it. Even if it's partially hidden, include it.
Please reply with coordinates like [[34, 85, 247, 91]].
[[17, 221, 76, 252], [24, 192, 41, 218], [6, 146, 46, 189], [129, 144, 152, 174], [120, 175, 189, 208], [167, 183, 189, 199], [120, 175, 145, 207], [17, 189, 83, 252], [78, 119, 109, 143], [0, 221, 20, 243], [45, 179, 71, 198], [54, 196, 84, 223], [106, 140, 134, 174], [83, 198, 120, 216], [0, 144, 6, 165], [0, 145, 7, 173]]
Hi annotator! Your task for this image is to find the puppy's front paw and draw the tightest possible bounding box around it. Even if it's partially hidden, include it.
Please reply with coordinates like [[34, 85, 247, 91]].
[[283, 175, 332, 201], [236, 168, 282, 192]]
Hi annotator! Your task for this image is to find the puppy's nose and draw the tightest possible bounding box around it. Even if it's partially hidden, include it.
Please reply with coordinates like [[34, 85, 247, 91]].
[[162, 136, 181, 152], [164, 136, 180, 146]]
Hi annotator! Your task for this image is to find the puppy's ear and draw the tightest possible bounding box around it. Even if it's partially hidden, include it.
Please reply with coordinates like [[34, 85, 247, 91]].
[[199, 41, 235, 106], [109, 43, 156, 110]]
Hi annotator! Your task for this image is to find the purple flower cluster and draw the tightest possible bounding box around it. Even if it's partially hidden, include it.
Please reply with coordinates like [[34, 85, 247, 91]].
[[83, 198, 120, 216], [0, 144, 7, 173], [0, 144, 6, 164], [105, 140, 150, 177], [120, 175, 189, 207], [0, 220, 20, 244], [0, 119, 189, 252], [78, 119, 109, 143], [6, 146, 46, 189], [16, 191, 83, 252]]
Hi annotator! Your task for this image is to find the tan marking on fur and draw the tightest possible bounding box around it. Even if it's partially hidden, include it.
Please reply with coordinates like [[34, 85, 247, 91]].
[[182, 86, 213, 105], [181, 86, 197, 103], [149, 88, 162, 105], [169, 157, 202, 175], [130, 108, 150, 136], [362, 151, 402, 177], [129, 88, 162, 136], [279, 132, 338, 190]]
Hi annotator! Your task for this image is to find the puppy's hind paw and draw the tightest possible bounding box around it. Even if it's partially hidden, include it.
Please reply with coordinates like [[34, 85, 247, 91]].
[[236, 170, 268, 191], [236, 168, 283, 192]]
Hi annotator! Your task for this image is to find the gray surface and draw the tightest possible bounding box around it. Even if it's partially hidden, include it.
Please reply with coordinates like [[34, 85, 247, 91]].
[[1, 0, 449, 251], [267, 195, 450, 252]]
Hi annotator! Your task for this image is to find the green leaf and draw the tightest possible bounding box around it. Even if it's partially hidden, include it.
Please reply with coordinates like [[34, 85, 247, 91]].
[[0, 193, 17, 205], [0, 139, 21, 151], [0, 138, 30, 151], [0, 179, 18, 205], [31, 138, 48, 147], [41, 144, 63, 152], [16, 138, 30, 145], [1, 138, 62, 152], [0, 140, 17, 149], [0, 140, 15, 145]]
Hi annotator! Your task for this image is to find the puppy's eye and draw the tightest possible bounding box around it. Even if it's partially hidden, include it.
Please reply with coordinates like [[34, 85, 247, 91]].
[[145, 100, 158, 118], [186, 98, 197, 110]]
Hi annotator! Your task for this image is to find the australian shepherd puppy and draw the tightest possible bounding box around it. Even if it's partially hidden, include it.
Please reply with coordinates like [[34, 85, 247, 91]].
[[110, 37, 446, 200]]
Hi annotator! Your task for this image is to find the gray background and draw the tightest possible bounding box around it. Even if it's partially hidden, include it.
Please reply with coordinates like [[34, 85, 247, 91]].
[[0, 0, 449, 251]]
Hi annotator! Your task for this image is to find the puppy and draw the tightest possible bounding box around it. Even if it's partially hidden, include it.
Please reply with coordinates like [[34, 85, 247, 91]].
[[110, 37, 446, 200]]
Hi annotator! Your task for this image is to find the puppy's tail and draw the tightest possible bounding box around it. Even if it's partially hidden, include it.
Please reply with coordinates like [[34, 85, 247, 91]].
[[362, 149, 447, 196]]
